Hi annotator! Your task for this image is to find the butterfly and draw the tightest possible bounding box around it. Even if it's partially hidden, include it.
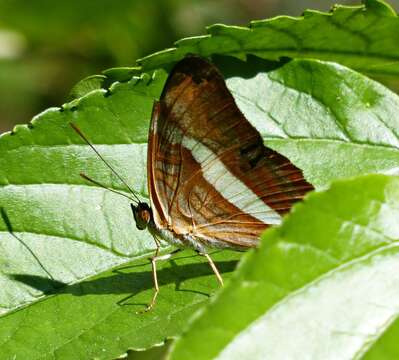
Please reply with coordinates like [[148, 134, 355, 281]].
[[72, 55, 313, 311]]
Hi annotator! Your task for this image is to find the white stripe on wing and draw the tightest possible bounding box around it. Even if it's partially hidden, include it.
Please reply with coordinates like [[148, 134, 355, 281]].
[[181, 136, 282, 225]]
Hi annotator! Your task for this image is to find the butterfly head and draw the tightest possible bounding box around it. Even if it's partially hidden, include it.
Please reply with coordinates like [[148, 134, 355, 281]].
[[131, 202, 152, 230]]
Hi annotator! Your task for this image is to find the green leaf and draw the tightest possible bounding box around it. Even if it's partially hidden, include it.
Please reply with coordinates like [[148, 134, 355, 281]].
[[0, 66, 241, 360], [363, 319, 399, 359], [221, 57, 399, 189], [1, 55, 399, 359], [0, 249, 241, 360], [69, 75, 107, 99], [0, 72, 164, 312], [169, 174, 399, 359], [136, 0, 399, 80]]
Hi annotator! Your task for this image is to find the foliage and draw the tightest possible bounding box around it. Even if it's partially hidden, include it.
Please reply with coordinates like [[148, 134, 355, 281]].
[[138, 0, 399, 79], [170, 175, 399, 359], [0, 0, 399, 359]]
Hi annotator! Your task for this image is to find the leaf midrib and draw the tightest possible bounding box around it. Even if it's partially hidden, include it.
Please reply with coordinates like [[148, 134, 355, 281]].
[[3, 135, 394, 152], [0, 183, 148, 199], [1, 141, 148, 154], [266, 136, 399, 151]]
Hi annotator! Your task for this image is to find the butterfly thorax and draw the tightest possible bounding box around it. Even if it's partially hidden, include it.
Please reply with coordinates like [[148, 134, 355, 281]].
[[131, 202, 206, 251]]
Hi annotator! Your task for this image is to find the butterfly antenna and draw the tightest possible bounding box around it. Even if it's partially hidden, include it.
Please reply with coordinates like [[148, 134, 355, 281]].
[[80, 173, 137, 203], [70, 123, 141, 204]]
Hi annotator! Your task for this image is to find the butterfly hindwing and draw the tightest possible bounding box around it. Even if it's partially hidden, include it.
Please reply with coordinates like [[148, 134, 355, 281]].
[[147, 56, 313, 249]]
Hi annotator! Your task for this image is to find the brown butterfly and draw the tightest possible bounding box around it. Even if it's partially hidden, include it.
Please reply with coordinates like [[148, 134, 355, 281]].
[[72, 55, 313, 311]]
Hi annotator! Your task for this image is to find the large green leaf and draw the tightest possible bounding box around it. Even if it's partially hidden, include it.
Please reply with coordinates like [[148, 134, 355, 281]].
[[223, 57, 399, 189], [0, 249, 241, 360], [0, 73, 163, 313], [1, 57, 399, 359], [135, 0, 399, 80], [169, 175, 399, 359]]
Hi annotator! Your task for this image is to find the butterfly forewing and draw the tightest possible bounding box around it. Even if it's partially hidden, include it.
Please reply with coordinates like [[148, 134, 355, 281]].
[[148, 56, 313, 250]]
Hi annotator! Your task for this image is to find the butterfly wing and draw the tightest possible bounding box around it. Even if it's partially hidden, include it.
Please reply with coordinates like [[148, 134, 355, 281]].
[[148, 56, 313, 250]]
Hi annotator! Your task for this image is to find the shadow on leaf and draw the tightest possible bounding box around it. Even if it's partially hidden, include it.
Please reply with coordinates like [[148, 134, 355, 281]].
[[9, 256, 238, 302]]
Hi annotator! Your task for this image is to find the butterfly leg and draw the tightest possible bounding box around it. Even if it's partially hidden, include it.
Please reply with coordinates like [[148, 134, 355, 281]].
[[143, 245, 182, 312], [198, 252, 224, 286]]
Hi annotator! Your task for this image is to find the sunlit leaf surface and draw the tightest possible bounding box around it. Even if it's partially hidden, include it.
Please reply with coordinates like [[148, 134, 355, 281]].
[[1, 55, 398, 358], [170, 175, 399, 360]]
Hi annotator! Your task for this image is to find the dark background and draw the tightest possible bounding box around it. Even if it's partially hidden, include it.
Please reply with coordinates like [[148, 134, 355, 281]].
[[0, 0, 398, 133]]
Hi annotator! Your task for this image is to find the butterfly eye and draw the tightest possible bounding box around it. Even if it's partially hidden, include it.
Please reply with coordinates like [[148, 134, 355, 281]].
[[131, 203, 151, 230]]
